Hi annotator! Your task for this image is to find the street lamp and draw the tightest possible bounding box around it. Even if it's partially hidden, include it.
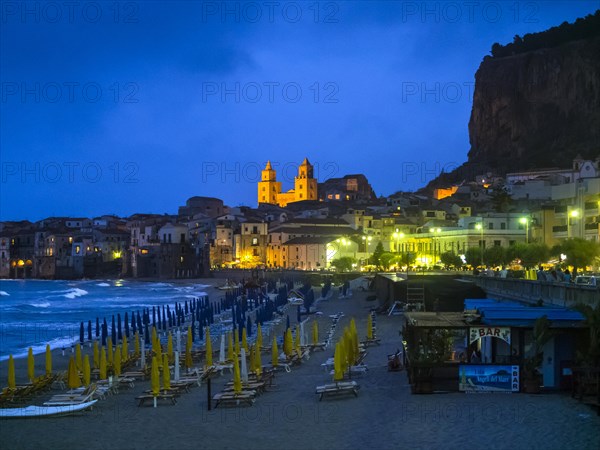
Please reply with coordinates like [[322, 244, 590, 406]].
[[361, 235, 372, 268], [519, 217, 529, 244], [475, 222, 484, 267], [392, 229, 404, 269]]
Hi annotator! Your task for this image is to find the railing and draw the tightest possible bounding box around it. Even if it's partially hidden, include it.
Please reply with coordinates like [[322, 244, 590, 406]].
[[467, 275, 599, 308], [552, 225, 568, 232]]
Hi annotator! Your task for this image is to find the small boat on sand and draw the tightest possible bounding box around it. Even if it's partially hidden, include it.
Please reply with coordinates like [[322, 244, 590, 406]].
[[0, 400, 97, 419]]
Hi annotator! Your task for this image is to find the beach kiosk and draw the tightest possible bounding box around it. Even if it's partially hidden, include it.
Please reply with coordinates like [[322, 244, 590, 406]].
[[403, 299, 586, 394]]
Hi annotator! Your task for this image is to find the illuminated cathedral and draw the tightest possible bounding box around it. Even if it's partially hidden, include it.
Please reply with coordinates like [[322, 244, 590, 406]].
[[257, 158, 318, 207]]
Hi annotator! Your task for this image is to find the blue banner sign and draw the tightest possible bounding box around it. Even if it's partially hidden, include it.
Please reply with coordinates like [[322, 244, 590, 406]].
[[459, 365, 519, 393]]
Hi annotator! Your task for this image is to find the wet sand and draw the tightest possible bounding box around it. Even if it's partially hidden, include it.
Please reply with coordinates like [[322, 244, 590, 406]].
[[1, 287, 599, 450]]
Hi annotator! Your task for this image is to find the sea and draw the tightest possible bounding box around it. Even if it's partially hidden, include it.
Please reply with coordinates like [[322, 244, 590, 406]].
[[0, 279, 216, 361]]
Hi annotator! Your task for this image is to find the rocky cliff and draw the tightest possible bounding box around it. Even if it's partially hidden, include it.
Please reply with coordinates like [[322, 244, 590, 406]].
[[467, 36, 600, 173], [423, 14, 600, 191]]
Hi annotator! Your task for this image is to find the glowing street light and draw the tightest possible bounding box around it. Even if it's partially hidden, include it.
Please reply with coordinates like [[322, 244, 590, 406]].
[[392, 229, 404, 255], [568, 208, 581, 238], [519, 217, 529, 244]]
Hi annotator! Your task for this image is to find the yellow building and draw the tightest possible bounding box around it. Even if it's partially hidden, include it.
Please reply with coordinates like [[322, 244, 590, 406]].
[[257, 158, 318, 207]]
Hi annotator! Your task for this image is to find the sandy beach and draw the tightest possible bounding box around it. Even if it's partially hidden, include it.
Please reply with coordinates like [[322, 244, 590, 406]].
[[1, 285, 599, 450]]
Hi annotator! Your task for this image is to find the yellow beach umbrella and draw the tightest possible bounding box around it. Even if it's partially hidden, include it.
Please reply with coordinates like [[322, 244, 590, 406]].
[[152, 327, 158, 351], [122, 335, 128, 361], [83, 355, 91, 386], [367, 314, 373, 340], [151, 356, 160, 405], [134, 331, 140, 356], [167, 333, 173, 363], [257, 324, 263, 351], [185, 328, 193, 370], [284, 328, 293, 357], [93, 341, 99, 369], [205, 328, 213, 369], [114, 345, 122, 377], [45, 344, 52, 376], [242, 328, 248, 353], [333, 342, 344, 381], [227, 332, 234, 362], [107, 337, 113, 365], [254, 344, 262, 376], [27, 347, 35, 382], [312, 321, 319, 346], [7, 355, 16, 389], [162, 354, 171, 390], [67, 356, 81, 389], [271, 335, 279, 367], [232, 353, 242, 394], [75, 343, 83, 371], [99, 347, 107, 380]]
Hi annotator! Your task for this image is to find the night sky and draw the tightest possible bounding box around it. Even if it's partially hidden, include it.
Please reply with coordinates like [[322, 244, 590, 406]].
[[1, 1, 597, 221]]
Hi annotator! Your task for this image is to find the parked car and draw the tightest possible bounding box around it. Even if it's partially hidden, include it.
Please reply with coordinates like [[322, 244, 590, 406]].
[[575, 275, 597, 286]]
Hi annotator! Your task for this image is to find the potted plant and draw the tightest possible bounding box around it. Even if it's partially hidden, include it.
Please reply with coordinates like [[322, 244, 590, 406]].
[[522, 315, 555, 393], [407, 330, 452, 394]]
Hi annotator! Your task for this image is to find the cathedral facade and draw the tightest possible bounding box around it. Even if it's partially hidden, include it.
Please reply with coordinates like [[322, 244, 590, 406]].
[[257, 158, 318, 207]]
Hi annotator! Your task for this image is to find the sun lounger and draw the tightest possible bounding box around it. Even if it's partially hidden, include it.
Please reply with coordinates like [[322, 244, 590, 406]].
[[224, 382, 265, 395], [361, 338, 381, 347], [43, 385, 98, 406], [136, 393, 177, 406], [122, 371, 147, 380], [212, 391, 255, 408], [315, 381, 359, 401]]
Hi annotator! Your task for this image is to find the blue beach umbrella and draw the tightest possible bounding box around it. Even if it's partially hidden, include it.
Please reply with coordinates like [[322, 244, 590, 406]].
[[124, 312, 130, 338], [101, 322, 107, 347], [132, 312, 137, 335], [95, 317, 100, 338], [80, 322, 85, 344], [137, 312, 142, 333], [87, 320, 92, 342], [246, 316, 252, 337], [152, 307, 156, 327], [286, 315, 290, 330], [144, 322, 150, 344], [111, 316, 116, 345], [117, 313, 123, 342]]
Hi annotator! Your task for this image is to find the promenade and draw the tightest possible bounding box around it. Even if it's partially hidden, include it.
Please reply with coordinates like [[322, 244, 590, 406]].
[[2, 288, 599, 450]]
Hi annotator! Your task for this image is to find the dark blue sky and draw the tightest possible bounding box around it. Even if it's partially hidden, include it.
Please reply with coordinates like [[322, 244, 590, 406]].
[[1, 1, 597, 221]]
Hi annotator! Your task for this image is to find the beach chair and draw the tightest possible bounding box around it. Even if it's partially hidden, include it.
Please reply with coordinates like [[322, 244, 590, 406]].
[[315, 381, 359, 401], [135, 393, 178, 406], [212, 391, 256, 408], [43, 384, 98, 406]]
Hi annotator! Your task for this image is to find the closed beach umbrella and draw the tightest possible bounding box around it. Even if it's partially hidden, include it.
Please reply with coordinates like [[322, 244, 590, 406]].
[[114, 345, 122, 377], [254, 344, 262, 376], [134, 331, 140, 356], [96, 317, 100, 338], [117, 313, 122, 342], [333, 342, 343, 381], [271, 335, 279, 368], [257, 324, 263, 351], [100, 347, 107, 380], [242, 327, 248, 353], [227, 332, 234, 362], [87, 320, 92, 342], [101, 322, 107, 347], [152, 327, 158, 350], [75, 343, 83, 371], [284, 328, 293, 358], [45, 344, 52, 375], [240, 348, 248, 382], [111, 316, 116, 345], [124, 312, 130, 338], [27, 347, 35, 382], [312, 321, 319, 346], [83, 355, 91, 386], [185, 328, 193, 370], [67, 356, 81, 389], [219, 333, 226, 363], [246, 316, 252, 337], [131, 312, 136, 335], [151, 356, 160, 407], [122, 335, 128, 361], [80, 322, 85, 345], [107, 337, 113, 365], [162, 354, 171, 390], [7, 355, 16, 389], [93, 341, 99, 369], [167, 333, 173, 363], [233, 353, 242, 394], [367, 314, 373, 340], [249, 345, 255, 374]]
